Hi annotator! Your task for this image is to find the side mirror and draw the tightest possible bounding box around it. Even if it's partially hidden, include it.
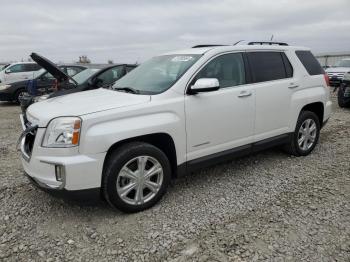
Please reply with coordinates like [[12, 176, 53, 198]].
[[188, 78, 220, 94], [5, 69, 11, 74]]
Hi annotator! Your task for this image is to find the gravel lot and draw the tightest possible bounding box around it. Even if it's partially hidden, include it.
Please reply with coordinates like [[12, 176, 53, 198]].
[[0, 94, 349, 262]]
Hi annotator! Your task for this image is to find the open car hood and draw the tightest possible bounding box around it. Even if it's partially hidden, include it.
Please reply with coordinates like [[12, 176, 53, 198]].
[[30, 53, 76, 84]]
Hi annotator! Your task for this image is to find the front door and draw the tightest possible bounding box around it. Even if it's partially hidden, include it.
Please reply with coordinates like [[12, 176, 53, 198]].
[[185, 52, 255, 161]]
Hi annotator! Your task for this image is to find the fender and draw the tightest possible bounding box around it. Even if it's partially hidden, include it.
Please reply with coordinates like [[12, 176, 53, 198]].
[[79, 106, 187, 166], [289, 85, 327, 130]]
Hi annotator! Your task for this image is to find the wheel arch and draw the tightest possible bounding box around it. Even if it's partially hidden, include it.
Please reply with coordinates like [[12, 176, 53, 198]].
[[102, 133, 178, 180], [300, 102, 324, 127]]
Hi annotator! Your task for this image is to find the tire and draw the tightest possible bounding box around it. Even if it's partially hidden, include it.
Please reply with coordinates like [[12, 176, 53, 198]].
[[102, 142, 171, 213], [283, 111, 320, 156], [14, 89, 27, 104], [337, 86, 350, 108]]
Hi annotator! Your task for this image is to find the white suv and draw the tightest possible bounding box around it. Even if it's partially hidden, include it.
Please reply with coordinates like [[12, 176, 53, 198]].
[[0, 62, 41, 84], [19, 42, 332, 212]]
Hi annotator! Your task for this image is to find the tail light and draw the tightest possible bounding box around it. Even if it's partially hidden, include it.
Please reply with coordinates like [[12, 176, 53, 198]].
[[324, 73, 330, 87]]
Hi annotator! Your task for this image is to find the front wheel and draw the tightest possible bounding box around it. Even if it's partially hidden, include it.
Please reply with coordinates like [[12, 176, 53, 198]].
[[284, 111, 320, 156], [102, 142, 171, 213], [14, 89, 28, 104]]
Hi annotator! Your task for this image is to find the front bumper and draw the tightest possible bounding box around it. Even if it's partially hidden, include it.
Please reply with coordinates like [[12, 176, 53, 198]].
[[20, 127, 106, 193], [25, 173, 101, 202]]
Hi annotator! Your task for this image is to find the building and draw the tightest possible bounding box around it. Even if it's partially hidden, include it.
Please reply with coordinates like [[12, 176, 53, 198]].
[[315, 52, 350, 67]]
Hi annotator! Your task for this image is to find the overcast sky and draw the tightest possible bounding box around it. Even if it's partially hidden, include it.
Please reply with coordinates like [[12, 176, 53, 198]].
[[0, 0, 349, 63]]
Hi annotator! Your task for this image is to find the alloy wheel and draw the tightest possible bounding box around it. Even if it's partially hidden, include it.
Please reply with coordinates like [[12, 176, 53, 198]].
[[297, 119, 317, 151], [116, 156, 164, 206]]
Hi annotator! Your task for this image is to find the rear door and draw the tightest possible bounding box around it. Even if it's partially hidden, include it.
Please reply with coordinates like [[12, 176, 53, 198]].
[[247, 51, 295, 141]]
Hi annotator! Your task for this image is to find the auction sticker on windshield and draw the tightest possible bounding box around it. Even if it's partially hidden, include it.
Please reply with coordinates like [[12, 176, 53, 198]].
[[171, 56, 194, 62]]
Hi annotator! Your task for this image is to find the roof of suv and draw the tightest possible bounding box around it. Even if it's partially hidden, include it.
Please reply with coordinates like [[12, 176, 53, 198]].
[[163, 45, 310, 55]]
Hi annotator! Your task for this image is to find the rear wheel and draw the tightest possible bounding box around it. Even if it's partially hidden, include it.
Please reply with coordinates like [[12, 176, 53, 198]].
[[284, 111, 320, 156], [102, 142, 171, 213]]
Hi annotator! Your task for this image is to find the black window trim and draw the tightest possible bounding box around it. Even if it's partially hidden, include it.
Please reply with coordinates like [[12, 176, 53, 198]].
[[185, 51, 250, 95], [281, 52, 294, 78]]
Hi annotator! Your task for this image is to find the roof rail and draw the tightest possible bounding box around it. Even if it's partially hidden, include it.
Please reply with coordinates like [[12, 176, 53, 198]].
[[248, 41, 288, 46], [192, 44, 227, 48]]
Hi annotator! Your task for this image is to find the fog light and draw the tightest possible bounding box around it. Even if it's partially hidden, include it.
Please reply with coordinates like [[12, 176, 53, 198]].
[[55, 165, 65, 182]]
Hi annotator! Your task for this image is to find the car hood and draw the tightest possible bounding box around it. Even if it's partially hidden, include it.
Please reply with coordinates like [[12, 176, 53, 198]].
[[326, 67, 350, 73], [30, 53, 74, 84], [26, 88, 151, 127]]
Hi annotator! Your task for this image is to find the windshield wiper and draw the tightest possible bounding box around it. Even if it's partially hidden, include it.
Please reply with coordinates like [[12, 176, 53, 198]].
[[114, 86, 140, 94]]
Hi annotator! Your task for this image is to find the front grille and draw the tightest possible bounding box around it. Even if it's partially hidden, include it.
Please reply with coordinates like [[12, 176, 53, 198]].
[[23, 132, 36, 158], [327, 72, 345, 79], [20, 124, 38, 161]]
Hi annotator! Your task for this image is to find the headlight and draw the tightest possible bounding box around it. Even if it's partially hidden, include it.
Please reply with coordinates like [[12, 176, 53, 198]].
[[42, 117, 81, 148], [0, 84, 11, 91]]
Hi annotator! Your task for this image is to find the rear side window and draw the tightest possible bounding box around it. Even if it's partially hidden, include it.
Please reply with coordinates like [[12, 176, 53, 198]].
[[247, 52, 292, 83], [295, 51, 323, 75], [24, 64, 41, 72]]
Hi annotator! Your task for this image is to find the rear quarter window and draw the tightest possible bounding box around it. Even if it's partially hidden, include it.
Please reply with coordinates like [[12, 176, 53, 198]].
[[295, 50, 324, 75]]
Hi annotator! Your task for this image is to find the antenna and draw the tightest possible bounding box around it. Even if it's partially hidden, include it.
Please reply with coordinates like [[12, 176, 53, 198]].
[[270, 34, 274, 41]]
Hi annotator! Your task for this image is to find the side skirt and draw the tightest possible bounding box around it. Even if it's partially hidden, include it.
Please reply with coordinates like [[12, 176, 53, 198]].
[[177, 133, 292, 176]]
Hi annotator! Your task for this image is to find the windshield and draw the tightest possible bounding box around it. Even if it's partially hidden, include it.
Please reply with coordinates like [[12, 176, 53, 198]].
[[0, 64, 10, 71], [334, 60, 350, 67], [72, 68, 100, 85], [112, 54, 201, 94]]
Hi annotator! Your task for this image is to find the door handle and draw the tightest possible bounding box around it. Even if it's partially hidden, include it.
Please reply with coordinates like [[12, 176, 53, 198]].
[[288, 83, 299, 89], [238, 91, 252, 98]]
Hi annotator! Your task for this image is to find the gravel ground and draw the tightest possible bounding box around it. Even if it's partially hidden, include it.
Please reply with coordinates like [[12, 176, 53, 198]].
[[0, 94, 349, 262]]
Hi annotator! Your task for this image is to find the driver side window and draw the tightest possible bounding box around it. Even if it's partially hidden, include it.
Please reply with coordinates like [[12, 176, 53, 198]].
[[196, 53, 246, 88]]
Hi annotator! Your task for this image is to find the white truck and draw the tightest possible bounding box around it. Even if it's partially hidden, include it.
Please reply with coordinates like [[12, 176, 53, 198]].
[[19, 42, 332, 212]]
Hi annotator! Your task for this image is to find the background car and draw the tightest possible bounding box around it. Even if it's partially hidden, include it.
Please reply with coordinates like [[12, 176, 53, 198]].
[[47, 63, 137, 99], [326, 58, 350, 87], [0, 65, 86, 103], [0, 62, 42, 84], [338, 71, 350, 108], [20, 53, 137, 113]]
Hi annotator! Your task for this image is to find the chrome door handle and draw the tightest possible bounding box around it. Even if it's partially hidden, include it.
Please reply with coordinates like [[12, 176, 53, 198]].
[[238, 91, 252, 98]]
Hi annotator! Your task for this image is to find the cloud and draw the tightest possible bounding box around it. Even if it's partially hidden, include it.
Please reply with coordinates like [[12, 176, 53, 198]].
[[0, 0, 349, 63]]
